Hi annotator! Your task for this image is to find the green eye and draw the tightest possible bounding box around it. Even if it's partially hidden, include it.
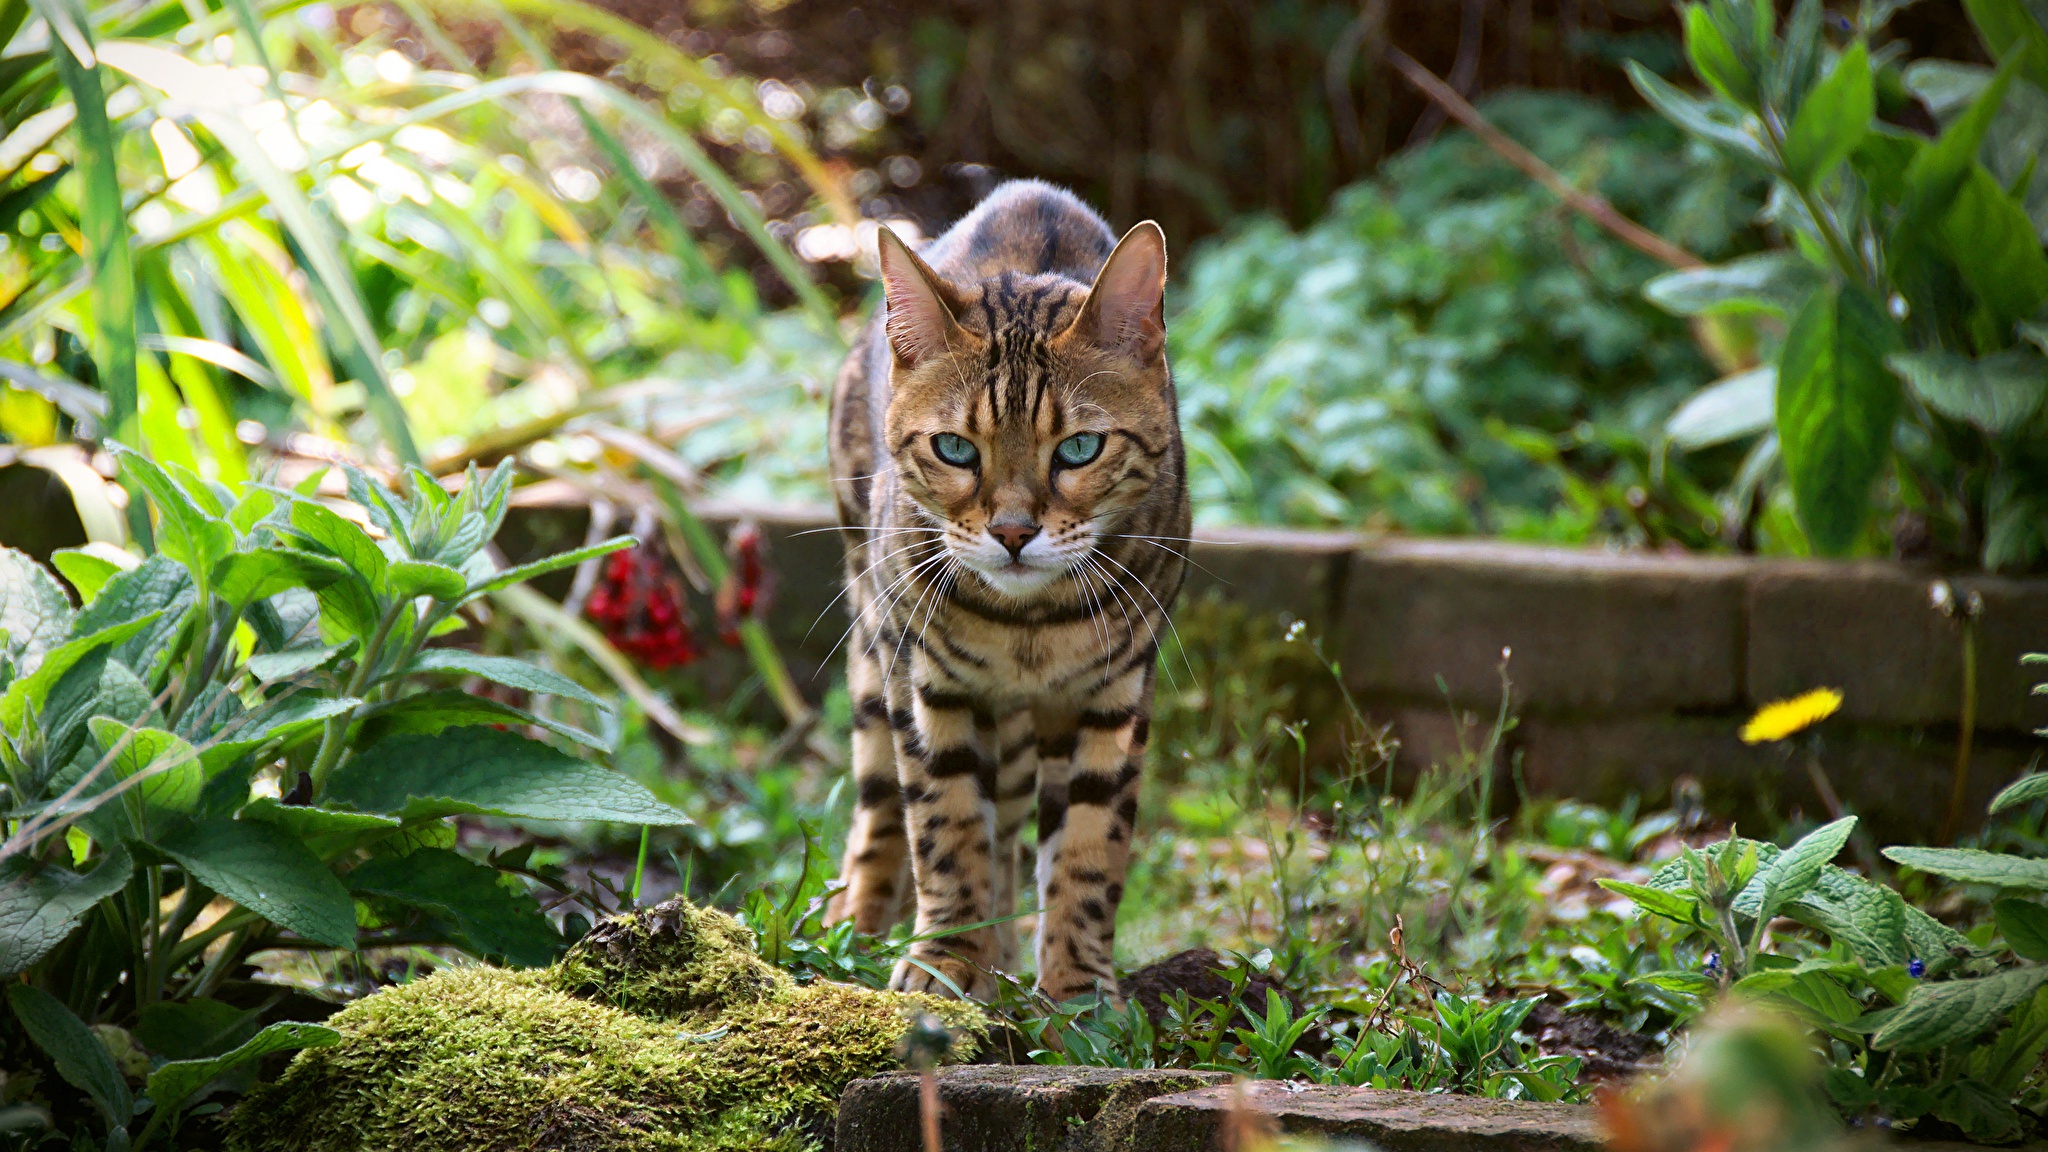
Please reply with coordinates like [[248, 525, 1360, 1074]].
[[931, 433, 979, 467], [1055, 432, 1104, 467]]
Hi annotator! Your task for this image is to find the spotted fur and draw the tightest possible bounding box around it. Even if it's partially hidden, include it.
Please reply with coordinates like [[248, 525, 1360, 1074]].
[[822, 181, 1189, 1001]]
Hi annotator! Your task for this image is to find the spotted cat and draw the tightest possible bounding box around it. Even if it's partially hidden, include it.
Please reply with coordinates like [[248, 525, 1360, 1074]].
[[822, 180, 1189, 1001]]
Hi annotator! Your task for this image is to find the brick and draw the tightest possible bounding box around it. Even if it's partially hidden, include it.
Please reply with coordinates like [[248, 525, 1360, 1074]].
[[835, 1066, 1229, 1152], [1339, 539, 1749, 715], [1132, 1081, 1606, 1152], [1747, 562, 2048, 733]]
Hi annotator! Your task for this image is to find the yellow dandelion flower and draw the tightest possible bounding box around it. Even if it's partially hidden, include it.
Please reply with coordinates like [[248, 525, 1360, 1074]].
[[1740, 688, 1843, 744]]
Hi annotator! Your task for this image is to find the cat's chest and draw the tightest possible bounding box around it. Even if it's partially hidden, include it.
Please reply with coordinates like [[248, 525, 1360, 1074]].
[[922, 603, 1110, 707]]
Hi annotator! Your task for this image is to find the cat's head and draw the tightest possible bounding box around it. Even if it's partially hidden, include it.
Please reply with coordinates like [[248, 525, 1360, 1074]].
[[876, 222, 1174, 600]]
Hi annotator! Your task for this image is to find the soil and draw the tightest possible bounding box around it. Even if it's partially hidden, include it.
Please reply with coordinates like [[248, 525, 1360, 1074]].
[[1526, 1001, 1662, 1082], [1120, 947, 1326, 1054]]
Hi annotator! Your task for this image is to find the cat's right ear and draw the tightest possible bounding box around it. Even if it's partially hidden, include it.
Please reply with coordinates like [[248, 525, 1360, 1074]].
[[876, 225, 963, 368]]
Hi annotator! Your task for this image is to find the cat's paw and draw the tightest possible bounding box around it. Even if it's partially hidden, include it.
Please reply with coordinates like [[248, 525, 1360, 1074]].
[[1035, 967, 1120, 1007], [890, 951, 986, 1000]]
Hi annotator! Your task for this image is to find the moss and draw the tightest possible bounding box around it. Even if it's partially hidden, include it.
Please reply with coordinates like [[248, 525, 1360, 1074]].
[[227, 900, 987, 1152]]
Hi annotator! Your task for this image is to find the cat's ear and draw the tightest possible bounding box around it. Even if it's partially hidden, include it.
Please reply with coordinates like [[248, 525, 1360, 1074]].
[[1073, 221, 1167, 364], [875, 224, 963, 367]]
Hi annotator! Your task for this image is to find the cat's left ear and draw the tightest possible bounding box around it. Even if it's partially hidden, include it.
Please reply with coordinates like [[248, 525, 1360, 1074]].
[[1072, 221, 1167, 365]]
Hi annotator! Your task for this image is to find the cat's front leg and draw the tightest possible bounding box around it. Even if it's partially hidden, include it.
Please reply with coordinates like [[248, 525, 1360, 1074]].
[[1035, 664, 1152, 1002], [888, 661, 1000, 999]]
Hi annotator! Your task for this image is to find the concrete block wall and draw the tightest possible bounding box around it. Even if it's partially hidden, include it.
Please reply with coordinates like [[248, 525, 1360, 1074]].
[[501, 489, 2048, 841]]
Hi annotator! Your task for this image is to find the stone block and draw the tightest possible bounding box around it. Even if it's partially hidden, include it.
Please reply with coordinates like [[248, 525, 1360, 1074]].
[[1747, 561, 2048, 733], [1132, 1081, 1606, 1152], [835, 1066, 1229, 1152], [1340, 540, 1749, 717]]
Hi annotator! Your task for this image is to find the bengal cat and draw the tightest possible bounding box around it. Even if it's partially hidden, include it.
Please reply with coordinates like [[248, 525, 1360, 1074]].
[[822, 180, 1189, 1002]]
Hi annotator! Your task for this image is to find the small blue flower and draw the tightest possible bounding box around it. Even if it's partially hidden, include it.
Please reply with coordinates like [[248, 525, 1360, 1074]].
[[1704, 951, 1721, 975], [1908, 958, 1926, 979]]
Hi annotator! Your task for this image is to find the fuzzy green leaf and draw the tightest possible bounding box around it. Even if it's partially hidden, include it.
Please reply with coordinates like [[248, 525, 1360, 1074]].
[[0, 547, 73, 669], [348, 848, 561, 967], [358, 689, 608, 751], [0, 846, 132, 976], [196, 695, 360, 774], [402, 648, 608, 712], [325, 729, 686, 826], [1776, 284, 1902, 555], [87, 719, 203, 813], [5, 983, 131, 1126], [1874, 967, 2048, 1050], [1684, 3, 1757, 108], [386, 558, 466, 602], [211, 549, 348, 609], [156, 818, 356, 948], [1993, 773, 2048, 814], [71, 555, 195, 684], [1940, 166, 2048, 338], [1597, 879, 1701, 924], [1885, 846, 2048, 890], [1997, 898, 2048, 961], [460, 537, 636, 600], [1644, 252, 1819, 318], [287, 501, 387, 590], [145, 1021, 339, 1116], [1627, 60, 1770, 160], [1781, 41, 1873, 189], [1759, 815, 1857, 923], [1890, 348, 2047, 435]]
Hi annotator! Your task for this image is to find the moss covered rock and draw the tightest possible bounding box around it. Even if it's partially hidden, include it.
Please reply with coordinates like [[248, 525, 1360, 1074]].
[[228, 900, 987, 1152]]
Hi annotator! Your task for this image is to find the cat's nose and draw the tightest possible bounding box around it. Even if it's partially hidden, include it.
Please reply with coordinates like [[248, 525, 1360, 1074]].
[[988, 521, 1039, 559]]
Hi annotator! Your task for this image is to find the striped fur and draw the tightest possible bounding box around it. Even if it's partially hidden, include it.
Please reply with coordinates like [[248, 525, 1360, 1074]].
[[823, 180, 1189, 1001]]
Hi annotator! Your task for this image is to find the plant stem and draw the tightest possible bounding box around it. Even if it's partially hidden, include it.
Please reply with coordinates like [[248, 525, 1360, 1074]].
[[307, 600, 406, 796], [1940, 613, 1979, 845]]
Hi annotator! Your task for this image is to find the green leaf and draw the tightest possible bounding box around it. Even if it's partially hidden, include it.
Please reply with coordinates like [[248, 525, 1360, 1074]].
[[1776, 284, 1902, 555], [1627, 60, 1770, 161], [1733, 970, 1798, 995], [358, 688, 608, 751], [1886, 846, 2048, 890], [48, 545, 135, 607], [237, 795, 400, 841], [1996, 898, 2048, 960], [1636, 971, 1716, 996], [1758, 816, 1857, 923], [196, 695, 360, 774], [133, 999, 259, 1061], [1781, 41, 1874, 189], [1903, 53, 2017, 230], [145, 1021, 340, 1116], [1791, 880, 1909, 968], [287, 501, 388, 590], [210, 549, 348, 609], [325, 728, 686, 825], [70, 555, 195, 684], [5, 983, 131, 1126], [1596, 878, 1701, 924], [1644, 252, 1819, 318], [1667, 366, 1777, 450], [1874, 967, 2048, 1050], [386, 558, 465, 602], [1, 614, 156, 742], [156, 818, 356, 948], [348, 848, 561, 966], [0, 845, 132, 975], [1963, 0, 2048, 94], [1786, 969, 1866, 1025], [111, 448, 232, 578], [460, 537, 635, 600], [0, 546, 73, 669], [1890, 348, 2047, 434], [402, 648, 609, 712], [1940, 165, 2048, 338], [1993, 773, 2048, 814], [1684, 3, 1757, 108], [244, 643, 350, 683], [87, 719, 203, 813]]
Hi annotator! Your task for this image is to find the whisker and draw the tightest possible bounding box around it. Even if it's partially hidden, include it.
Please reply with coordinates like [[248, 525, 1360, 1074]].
[[1091, 545, 1199, 688], [802, 534, 942, 646]]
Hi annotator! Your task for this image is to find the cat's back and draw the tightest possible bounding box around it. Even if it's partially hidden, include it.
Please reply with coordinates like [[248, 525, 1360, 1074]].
[[828, 181, 1117, 525]]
